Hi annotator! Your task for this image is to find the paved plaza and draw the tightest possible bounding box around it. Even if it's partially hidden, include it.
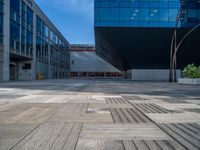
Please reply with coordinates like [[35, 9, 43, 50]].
[[0, 79, 200, 150]]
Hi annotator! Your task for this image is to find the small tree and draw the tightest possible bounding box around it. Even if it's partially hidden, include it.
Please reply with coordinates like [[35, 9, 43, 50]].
[[197, 66, 200, 78], [183, 64, 200, 78]]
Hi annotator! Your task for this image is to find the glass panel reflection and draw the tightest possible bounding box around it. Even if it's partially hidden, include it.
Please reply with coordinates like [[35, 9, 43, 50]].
[[94, 0, 200, 28]]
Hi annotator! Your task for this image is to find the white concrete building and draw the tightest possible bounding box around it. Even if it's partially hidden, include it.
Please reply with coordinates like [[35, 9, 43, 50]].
[[70, 44, 121, 78]]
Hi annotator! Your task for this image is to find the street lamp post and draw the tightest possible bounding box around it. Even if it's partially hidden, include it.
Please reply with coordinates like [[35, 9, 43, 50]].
[[169, 9, 180, 82], [169, 2, 200, 82]]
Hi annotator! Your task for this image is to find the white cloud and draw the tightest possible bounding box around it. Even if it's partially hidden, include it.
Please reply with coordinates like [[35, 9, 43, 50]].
[[51, 0, 94, 21]]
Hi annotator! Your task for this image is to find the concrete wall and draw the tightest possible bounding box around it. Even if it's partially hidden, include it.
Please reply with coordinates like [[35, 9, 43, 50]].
[[18, 61, 33, 80], [70, 51, 120, 72], [131, 69, 181, 81]]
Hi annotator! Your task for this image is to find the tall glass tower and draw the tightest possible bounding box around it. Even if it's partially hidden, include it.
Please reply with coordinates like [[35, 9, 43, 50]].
[[94, 0, 200, 77], [95, 0, 200, 28]]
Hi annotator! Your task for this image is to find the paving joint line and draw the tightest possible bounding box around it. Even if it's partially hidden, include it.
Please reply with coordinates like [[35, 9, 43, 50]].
[[8, 122, 43, 150], [8, 103, 65, 149], [126, 99, 190, 150]]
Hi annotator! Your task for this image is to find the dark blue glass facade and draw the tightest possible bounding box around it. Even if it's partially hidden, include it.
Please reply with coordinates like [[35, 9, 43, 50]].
[[95, 0, 200, 28], [10, 0, 20, 51], [0, 0, 3, 44]]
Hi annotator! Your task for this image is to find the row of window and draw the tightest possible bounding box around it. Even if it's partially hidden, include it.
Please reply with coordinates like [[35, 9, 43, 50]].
[[21, 1, 33, 56], [0, 0, 3, 14], [95, 8, 179, 22], [36, 16, 70, 67], [95, 0, 181, 1], [70, 72, 122, 78], [95, 21, 178, 27], [0, 0, 3, 44], [95, 1, 180, 8], [1, 0, 70, 69], [36, 57, 69, 78], [37, 16, 70, 52], [36, 36, 49, 62], [9, 0, 33, 57], [95, 8, 200, 27]]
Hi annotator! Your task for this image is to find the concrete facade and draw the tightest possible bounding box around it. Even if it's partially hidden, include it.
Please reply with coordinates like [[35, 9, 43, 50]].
[[2, 0, 10, 81], [130, 69, 181, 81], [0, 0, 70, 81], [178, 78, 200, 85]]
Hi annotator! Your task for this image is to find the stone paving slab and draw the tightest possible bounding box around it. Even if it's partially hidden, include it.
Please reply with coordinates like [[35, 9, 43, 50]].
[[10, 123, 82, 150], [88, 103, 133, 109], [185, 100, 200, 104], [146, 112, 200, 124], [0, 124, 38, 150], [0, 79, 200, 150], [158, 123, 200, 150], [76, 140, 125, 150], [156, 103, 200, 110], [79, 123, 171, 140], [0, 103, 60, 125], [49, 113, 113, 123]]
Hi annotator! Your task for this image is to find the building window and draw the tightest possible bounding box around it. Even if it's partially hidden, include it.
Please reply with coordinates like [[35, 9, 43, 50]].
[[100, 8, 109, 21], [10, 22, 20, 39], [130, 8, 140, 22], [110, 8, 119, 21], [120, 8, 129, 21], [140, 9, 149, 22], [0, 14, 3, 44], [159, 9, 169, 22], [0, 0, 3, 13], [27, 7, 33, 32], [10, 0, 20, 14]]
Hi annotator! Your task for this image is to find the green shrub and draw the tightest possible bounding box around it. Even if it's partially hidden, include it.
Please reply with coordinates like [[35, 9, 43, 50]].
[[197, 66, 200, 78], [183, 64, 199, 78]]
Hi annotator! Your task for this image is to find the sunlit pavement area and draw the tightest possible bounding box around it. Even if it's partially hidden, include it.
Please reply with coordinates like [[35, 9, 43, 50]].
[[0, 79, 200, 150]]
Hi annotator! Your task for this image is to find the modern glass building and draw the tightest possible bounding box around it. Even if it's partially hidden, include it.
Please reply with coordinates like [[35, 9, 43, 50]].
[[95, 0, 200, 79], [0, 0, 70, 81]]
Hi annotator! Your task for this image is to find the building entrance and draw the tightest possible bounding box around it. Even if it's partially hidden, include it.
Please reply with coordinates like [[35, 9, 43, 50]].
[[10, 63, 18, 81]]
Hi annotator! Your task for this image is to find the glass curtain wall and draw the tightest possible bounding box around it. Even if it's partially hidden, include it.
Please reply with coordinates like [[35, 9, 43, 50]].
[[0, 0, 3, 44], [10, 0, 34, 56], [49, 30, 70, 78], [36, 16, 49, 78], [26, 6, 33, 56], [95, 0, 200, 28], [10, 0, 20, 51], [180, 1, 200, 27]]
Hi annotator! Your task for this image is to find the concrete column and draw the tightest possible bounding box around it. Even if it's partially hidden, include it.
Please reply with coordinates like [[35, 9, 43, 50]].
[[3, 0, 10, 81], [32, 11, 37, 80], [48, 29, 51, 79]]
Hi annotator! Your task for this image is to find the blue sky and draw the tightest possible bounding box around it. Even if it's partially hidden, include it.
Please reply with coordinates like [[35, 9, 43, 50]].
[[35, 0, 94, 44]]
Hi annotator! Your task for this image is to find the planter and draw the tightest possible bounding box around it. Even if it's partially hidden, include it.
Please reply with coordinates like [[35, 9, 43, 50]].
[[37, 74, 45, 80], [178, 78, 200, 85]]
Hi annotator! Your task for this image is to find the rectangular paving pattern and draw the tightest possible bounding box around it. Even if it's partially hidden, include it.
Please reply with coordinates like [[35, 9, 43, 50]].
[[0, 124, 38, 150], [49, 112, 113, 123], [156, 103, 200, 110], [10, 123, 82, 150], [79, 123, 171, 140], [0, 79, 200, 150], [147, 112, 200, 124], [159, 123, 200, 150]]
